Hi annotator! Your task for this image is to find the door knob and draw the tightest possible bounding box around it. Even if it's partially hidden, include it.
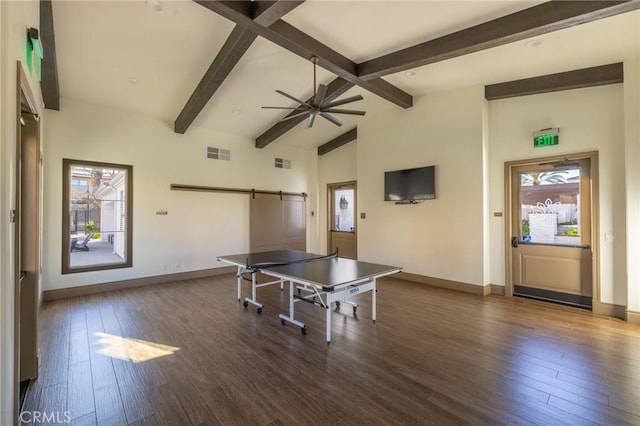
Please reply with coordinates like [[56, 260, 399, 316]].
[[511, 236, 519, 248]]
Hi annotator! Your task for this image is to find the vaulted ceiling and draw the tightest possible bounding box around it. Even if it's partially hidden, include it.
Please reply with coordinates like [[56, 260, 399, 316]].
[[45, 1, 640, 150]]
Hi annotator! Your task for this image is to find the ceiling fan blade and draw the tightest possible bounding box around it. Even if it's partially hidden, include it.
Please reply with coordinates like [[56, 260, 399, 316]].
[[279, 111, 310, 122], [323, 108, 366, 116], [276, 90, 311, 107], [262, 106, 309, 110], [321, 94, 364, 109], [320, 112, 343, 127], [314, 84, 328, 106], [307, 113, 317, 128]]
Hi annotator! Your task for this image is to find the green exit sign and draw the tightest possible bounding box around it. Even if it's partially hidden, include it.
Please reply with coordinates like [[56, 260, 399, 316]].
[[533, 128, 559, 148]]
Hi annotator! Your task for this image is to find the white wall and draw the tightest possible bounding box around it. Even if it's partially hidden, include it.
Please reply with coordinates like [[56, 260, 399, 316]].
[[0, 1, 42, 423], [358, 87, 486, 285], [42, 98, 310, 290], [317, 141, 357, 254], [623, 57, 640, 316], [488, 84, 627, 306]]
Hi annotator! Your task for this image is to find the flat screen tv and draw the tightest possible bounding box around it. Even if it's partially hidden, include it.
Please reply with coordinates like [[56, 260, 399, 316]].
[[384, 165, 435, 203]]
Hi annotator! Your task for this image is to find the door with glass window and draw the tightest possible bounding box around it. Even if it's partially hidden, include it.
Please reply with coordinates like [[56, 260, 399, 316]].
[[510, 158, 593, 308], [328, 182, 357, 259]]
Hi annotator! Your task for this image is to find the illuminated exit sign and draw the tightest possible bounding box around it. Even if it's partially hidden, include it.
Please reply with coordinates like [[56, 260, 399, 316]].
[[533, 128, 559, 148]]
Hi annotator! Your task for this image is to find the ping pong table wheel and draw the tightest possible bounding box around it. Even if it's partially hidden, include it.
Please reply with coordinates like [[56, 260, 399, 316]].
[[257, 307, 263, 315], [335, 301, 341, 309], [243, 300, 249, 308], [301, 326, 308, 335], [353, 306, 357, 314], [281, 318, 286, 326]]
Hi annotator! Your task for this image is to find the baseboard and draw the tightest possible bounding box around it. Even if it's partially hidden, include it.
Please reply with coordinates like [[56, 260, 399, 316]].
[[395, 272, 490, 296], [592, 300, 627, 320], [42, 266, 236, 301], [626, 310, 640, 325], [490, 284, 505, 296]]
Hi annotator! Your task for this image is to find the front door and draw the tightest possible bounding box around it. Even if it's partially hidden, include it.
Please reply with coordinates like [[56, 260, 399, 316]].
[[509, 155, 593, 308], [328, 182, 357, 259]]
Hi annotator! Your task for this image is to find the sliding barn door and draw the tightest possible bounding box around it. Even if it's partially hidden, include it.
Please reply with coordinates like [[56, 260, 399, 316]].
[[250, 193, 306, 252]]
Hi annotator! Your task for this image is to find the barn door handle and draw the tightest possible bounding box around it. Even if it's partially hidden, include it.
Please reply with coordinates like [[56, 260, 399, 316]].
[[511, 236, 519, 248]]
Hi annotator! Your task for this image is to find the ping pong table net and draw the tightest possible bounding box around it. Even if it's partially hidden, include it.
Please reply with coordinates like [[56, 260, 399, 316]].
[[245, 251, 339, 271]]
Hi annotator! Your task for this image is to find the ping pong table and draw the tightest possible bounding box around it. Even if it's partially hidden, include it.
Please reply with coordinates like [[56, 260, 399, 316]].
[[217, 249, 401, 342]]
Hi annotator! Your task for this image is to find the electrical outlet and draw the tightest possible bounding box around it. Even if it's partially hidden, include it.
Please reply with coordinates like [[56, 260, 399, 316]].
[[175, 263, 181, 271], [161, 264, 167, 272]]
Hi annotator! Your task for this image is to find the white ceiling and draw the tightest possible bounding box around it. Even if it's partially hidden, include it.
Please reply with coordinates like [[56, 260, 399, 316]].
[[52, 1, 640, 149]]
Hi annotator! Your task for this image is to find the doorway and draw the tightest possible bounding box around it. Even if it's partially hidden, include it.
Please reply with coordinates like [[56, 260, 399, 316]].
[[15, 62, 42, 413], [505, 152, 598, 309], [328, 182, 357, 259]]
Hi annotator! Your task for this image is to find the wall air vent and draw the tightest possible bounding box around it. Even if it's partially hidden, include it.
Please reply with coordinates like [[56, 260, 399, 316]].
[[207, 147, 230, 161], [275, 158, 291, 169]]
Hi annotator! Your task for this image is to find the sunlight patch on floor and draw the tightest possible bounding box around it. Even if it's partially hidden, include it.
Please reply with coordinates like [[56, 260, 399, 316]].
[[94, 332, 180, 363]]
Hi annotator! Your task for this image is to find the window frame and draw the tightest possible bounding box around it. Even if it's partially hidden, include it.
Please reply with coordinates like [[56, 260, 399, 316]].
[[62, 158, 133, 274]]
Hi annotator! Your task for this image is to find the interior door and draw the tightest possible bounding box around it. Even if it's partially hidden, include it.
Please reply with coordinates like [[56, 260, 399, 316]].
[[328, 182, 357, 259], [15, 62, 42, 415], [250, 192, 306, 252], [510, 158, 593, 308]]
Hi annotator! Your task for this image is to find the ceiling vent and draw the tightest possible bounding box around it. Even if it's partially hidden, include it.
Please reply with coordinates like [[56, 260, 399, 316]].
[[207, 147, 230, 161], [275, 158, 291, 169]]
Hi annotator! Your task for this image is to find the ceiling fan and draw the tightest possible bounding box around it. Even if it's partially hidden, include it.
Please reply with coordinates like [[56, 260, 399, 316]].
[[262, 56, 366, 128]]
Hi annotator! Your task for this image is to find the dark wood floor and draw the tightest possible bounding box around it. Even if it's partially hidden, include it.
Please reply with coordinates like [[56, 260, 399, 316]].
[[21, 274, 640, 425]]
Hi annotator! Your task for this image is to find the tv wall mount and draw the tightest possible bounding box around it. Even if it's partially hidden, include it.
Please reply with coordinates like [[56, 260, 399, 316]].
[[394, 200, 424, 205]]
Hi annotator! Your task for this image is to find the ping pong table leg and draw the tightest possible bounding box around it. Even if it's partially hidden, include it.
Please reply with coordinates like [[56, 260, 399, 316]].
[[326, 302, 332, 343], [278, 280, 307, 334], [239, 271, 264, 314], [289, 280, 294, 320], [372, 278, 377, 323], [252, 272, 257, 304]]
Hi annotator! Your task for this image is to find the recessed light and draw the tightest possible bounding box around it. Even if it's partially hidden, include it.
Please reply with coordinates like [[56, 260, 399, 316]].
[[525, 39, 542, 48], [404, 71, 415, 77], [146, 0, 162, 12], [128, 78, 138, 85]]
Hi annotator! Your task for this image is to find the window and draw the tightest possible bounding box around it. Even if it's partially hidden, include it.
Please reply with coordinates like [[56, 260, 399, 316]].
[[518, 164, 586, 246], [62, 159, 133, 274], [71, 179, 88, 191]]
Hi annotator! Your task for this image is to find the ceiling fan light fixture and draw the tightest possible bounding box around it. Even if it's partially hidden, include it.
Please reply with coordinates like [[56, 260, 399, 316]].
[[261, 55, 365, 128]]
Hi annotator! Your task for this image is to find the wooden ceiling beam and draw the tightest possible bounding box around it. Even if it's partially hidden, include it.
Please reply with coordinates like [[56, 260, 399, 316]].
[[485, 62, 624, 101], [175, 1, 305, 134], [317, 127, 357, 156], [174, 26, 257, 134], [252, 1, 304, 26], [40, 0, 60, 110], [194, 0, 413, 109], [256, 77, 354, 148], [358, 1, 640, 80]]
